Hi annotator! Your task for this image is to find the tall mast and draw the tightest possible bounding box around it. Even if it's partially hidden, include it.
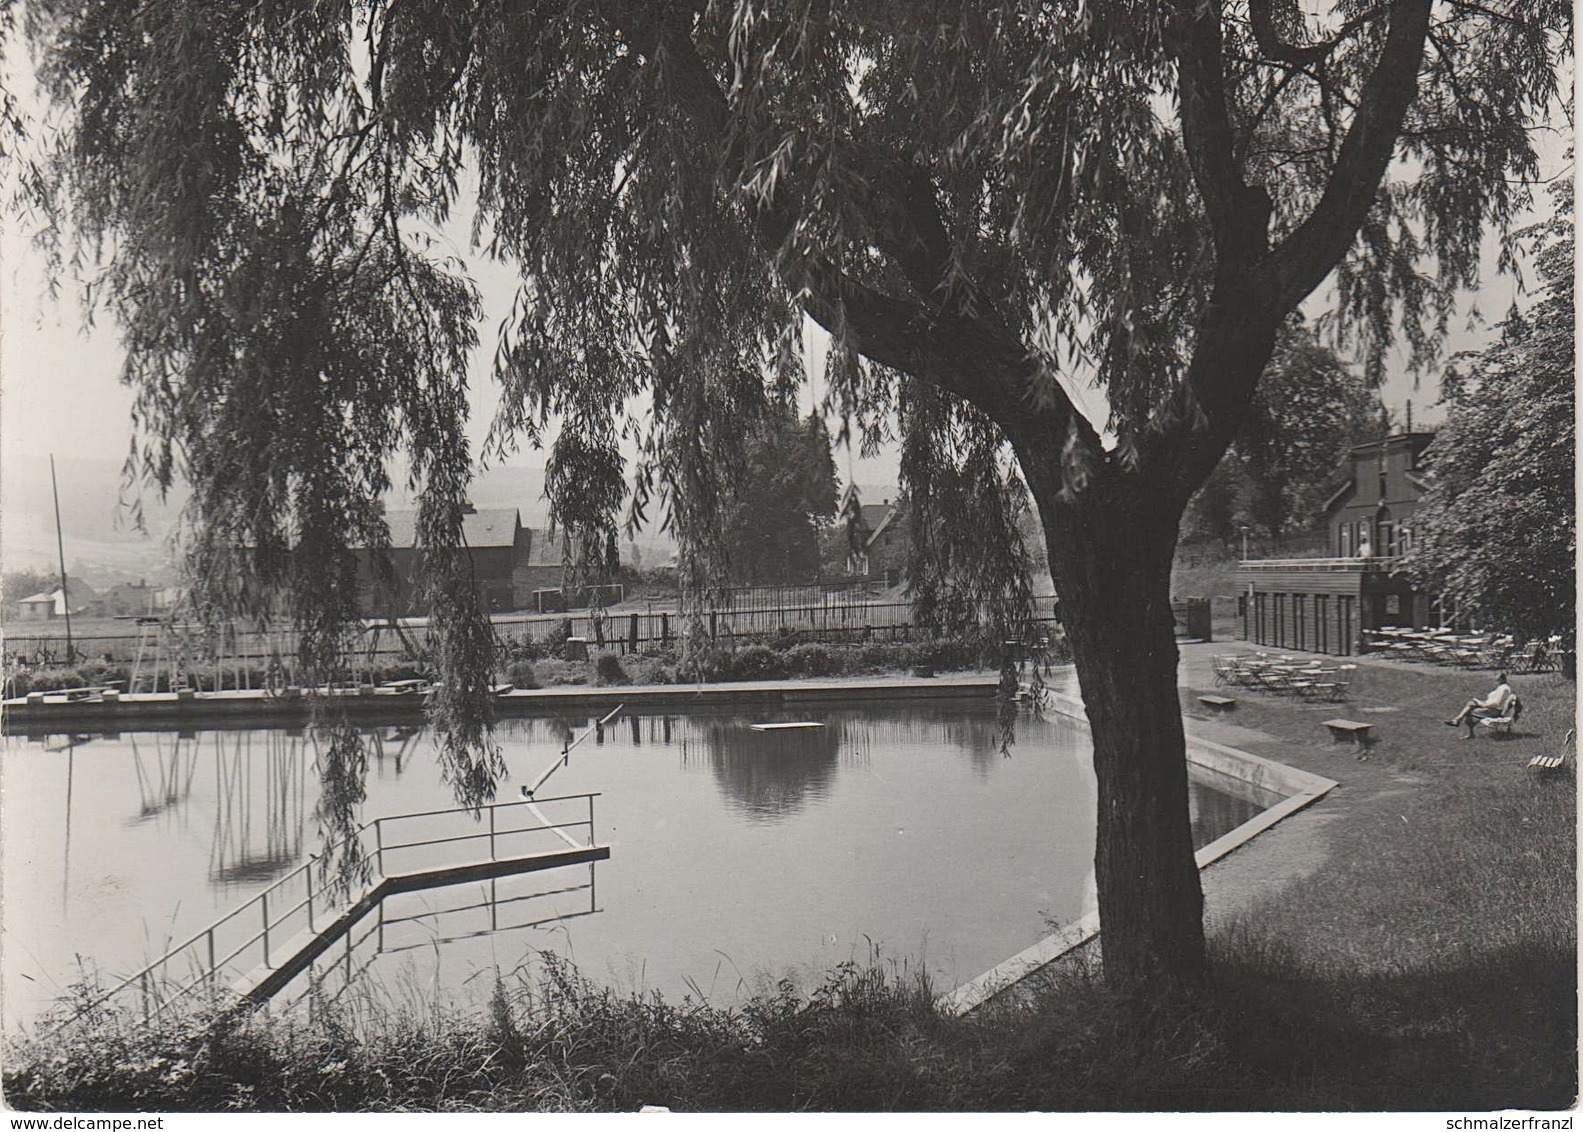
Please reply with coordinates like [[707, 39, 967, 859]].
[[50, 454, 75, 662]]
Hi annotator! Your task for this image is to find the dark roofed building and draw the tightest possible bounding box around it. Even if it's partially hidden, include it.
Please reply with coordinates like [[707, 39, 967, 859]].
[[358, 506, 560, 616], [842, 487, 908, 585], [1319, 431, 1435, 560]]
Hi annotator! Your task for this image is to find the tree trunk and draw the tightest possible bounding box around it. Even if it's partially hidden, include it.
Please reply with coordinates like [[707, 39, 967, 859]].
[[1036, 479, 1209, 996]]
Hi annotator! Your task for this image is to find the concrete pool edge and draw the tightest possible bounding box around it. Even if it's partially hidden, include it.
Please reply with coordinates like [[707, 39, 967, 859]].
[[1, 672, 1001, 732], [934, 689, 1338, 1017]]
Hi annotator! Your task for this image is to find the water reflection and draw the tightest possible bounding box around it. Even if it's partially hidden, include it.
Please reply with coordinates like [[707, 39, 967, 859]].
[[210, 731, 306, 887], [683, 720, 847, 822], [284, 862, 602, 1015], [368, 725, 424, 777], [128, 733, 199, 824]]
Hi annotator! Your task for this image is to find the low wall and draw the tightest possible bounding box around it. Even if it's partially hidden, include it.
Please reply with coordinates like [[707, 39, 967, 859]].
[[935, 690, 1336, 1016], [1, 675, 1002, 735]]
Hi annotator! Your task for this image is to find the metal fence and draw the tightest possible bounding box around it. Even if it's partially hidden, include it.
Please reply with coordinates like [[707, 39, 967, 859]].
[[5, 589, 1066, 682]]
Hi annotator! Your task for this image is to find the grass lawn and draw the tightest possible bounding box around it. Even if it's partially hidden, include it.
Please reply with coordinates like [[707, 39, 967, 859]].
[[3, 649, 1573, 1112]]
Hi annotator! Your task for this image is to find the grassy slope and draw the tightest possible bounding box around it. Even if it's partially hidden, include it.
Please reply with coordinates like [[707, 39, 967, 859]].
[[3, 658, 1574, 1112]]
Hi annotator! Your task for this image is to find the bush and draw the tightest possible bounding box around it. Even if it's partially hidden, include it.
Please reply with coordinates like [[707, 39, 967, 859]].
[[505, 659, 540, 689], [592, 652, 628, 686], [501, 631, 545, 662], [704, 644, 787, 682], [532, 658, 586, 686], [783, 643, 838, 678]]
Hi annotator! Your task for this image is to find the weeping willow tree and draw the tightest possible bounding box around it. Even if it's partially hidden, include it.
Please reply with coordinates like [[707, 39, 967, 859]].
[[13, 0, 1567, 996]]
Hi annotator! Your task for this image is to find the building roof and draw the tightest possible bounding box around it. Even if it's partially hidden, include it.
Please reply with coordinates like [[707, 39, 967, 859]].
[[1319, 431, 1436, 520], [1347, 430, 1436, 458], [379, 508, 521, 549], [856, 502, 891, 536], [18, 586, 95, 615], [522, 526, 564, 568]]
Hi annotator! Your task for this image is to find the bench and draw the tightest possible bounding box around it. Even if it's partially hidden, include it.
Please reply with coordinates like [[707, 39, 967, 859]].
[[1528, 753, 1569, 772], [1323, 719, 1372, 745], [376, 679, 429, 696], [1198, 695, 1236, 712]]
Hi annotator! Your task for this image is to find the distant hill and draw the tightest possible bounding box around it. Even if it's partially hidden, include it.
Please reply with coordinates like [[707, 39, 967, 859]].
[[1, 454, 182, 584], [0, 456, 881, 582]]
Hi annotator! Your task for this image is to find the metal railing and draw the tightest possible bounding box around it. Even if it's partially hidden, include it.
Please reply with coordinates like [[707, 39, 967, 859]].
[[55, 793, 600, 1028], [1236, 557, 1395, 572]]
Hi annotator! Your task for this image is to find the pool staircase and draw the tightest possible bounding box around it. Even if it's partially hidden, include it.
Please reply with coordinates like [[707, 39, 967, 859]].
[[53, 793, 609, 1028]]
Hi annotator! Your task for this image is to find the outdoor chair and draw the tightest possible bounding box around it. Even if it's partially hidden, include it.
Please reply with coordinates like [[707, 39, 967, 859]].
[[1476, 695, 1521, 737], [1509, 640, 1551, 674], [1528, 730, 1574, 773], [1478, 638, 1516, 669], [1321, 664, 1356, 702]]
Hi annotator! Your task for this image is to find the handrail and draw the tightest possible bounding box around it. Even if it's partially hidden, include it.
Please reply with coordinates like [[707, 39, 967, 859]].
[[1237, 557, 1395, 571], [54, 792, 601, 1029]]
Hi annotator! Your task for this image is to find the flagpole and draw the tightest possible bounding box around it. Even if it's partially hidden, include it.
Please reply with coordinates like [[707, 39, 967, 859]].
[[50, 454, 75, 663]]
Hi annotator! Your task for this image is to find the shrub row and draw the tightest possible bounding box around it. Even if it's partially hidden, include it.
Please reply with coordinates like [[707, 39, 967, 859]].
[[5, 660, 430, 699]]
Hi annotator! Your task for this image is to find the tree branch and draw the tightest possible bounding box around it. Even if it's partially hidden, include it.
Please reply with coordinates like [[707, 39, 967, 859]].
[[602, 1, 1101, 469], [1250, 0, 1332, 67], [1250, 1, 1386, 68], [1256, 0, 1434, 312], [1169, 1, 1270, 268]]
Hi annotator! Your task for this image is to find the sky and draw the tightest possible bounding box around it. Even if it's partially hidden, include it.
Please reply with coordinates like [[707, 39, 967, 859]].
[[0, 37, 1571, 579]]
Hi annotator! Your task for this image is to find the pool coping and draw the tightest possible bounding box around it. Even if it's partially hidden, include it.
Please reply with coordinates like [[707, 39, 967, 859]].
[[933, 689, 1338, 1017], [0, 673, 1001, 734]]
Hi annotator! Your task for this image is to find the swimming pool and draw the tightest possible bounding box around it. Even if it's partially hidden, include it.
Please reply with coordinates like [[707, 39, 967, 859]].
[[1, 700, 1277, 1028]]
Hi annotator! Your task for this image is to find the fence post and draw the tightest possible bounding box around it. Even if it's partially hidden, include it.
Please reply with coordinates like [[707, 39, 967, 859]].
[[207, 930, 217, 985], [629, 612, 639, 653], [661, 612, 669, 646], [261, 891, 271, 967], [306, 860, 315, 932], [489, 805, 497, 861], [375, 819, 384, 877]]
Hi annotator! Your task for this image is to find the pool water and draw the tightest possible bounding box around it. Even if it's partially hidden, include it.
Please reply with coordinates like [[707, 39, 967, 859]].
[[1, 701, 1274, 1027]]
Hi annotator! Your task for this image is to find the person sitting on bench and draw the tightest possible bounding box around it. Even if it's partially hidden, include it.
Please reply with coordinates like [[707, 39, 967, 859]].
[[1444, 673, 1516, 739]]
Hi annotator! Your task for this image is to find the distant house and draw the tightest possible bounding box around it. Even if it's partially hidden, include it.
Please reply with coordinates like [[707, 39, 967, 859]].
[[15, 577, 100, 621], [358, 507, 562, 616], [516, 521, 570, 607], [16, 591, 60, 621], [842, 487, 908, 585], [1236, 430, 1437, 654]]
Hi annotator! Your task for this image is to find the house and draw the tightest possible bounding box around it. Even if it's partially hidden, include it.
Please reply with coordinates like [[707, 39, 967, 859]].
[[841, 487, 908, 585], [358, 506, 562, 616], [1320, 431, 1434, 561], [16, 591, 61, 621], [1236, 430, 1437, 654], [15, 577, 101, 621]]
